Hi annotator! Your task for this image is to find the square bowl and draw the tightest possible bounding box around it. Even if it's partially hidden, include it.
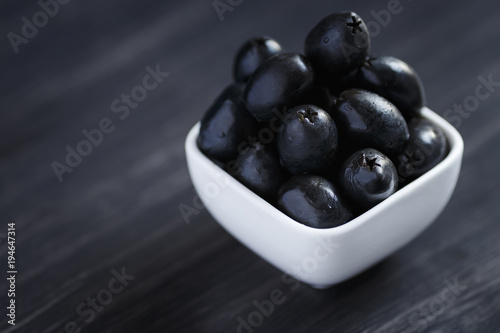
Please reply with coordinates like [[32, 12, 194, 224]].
[[185, 107, 464, 289]]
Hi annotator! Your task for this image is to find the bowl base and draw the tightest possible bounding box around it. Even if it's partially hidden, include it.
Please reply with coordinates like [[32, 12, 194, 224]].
[[309, 283, 334, 290]]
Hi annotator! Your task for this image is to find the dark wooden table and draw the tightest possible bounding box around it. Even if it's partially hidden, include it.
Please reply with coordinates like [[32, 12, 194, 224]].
[[2, 0, 500, 332]]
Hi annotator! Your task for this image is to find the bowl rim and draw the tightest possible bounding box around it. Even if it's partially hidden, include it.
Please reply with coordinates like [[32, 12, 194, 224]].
[[185, 107, 464, 237]]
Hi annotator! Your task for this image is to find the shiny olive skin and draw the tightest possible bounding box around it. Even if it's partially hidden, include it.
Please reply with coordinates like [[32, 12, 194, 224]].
[[340, 148, 398, 209], [233, 37, 282, 84], [233, 142, 287, 202], [358, 56, 426, 119], [305, 11, 370, 77], [277, 105, 338, 174], [197, 84, 258, 162], [278, 175, 353, 228], [243, 53, 315, 122], [397, 118, 448, 181], [332, 89, 409, 157]]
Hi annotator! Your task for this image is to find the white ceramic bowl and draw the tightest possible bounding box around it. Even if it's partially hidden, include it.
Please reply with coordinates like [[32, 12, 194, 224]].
[[185, 107, 464, 289]]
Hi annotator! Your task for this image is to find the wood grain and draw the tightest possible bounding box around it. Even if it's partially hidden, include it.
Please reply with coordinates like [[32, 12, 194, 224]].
[[1, 0, 500, 332]]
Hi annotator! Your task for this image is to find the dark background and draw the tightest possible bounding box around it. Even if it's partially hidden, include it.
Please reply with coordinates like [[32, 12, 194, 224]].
[[1, 0, 500, 332]]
